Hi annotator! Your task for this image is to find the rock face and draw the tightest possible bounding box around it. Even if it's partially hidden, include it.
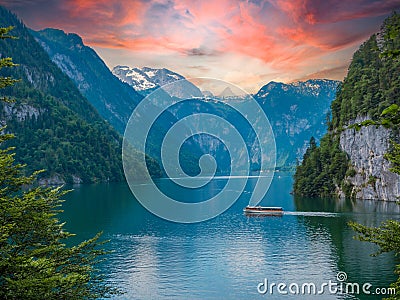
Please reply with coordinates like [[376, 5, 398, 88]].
[[38, 174, 66, 186], [254, 79, 340, 167], [31, 28, 143, 134], [339, 117, 400, 201], [3, 103, 45, 122]]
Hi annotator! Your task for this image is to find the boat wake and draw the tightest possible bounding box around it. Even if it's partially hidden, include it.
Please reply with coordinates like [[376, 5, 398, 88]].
[[283, 211, 339, 217]]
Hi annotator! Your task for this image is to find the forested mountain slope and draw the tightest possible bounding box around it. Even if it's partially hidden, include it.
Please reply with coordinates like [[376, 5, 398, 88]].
[[294, 13, 400, 201], [0, 6, 160, 184]]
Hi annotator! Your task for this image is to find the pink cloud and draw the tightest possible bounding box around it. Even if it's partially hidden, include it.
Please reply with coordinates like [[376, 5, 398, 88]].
[[1, 0, 399, 80], [271, 0, 400, 24]]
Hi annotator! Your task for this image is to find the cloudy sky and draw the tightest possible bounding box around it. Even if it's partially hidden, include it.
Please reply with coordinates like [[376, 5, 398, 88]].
[[1, 0, 399, 92]]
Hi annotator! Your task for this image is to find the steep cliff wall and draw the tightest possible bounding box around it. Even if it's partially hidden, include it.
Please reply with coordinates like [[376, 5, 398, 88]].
[[339, 117, 400, 201], [294, 13, 400, 201]]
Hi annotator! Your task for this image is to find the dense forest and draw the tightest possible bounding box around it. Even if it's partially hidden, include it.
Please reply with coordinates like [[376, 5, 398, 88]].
[[294, 12, 400, 198], [330, 14, 400, 129], [0, 7, 161, 183]]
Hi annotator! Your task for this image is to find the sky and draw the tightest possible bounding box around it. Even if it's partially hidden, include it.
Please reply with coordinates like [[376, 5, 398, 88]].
[[1, 0, 400, 93]]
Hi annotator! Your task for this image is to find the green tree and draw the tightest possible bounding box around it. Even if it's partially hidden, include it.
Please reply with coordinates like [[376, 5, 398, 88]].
[[293, 135, 350, 198], [0, 26, 18, 102], [349, 220, 400, 300], [0, 26, 119, 299], [382, 104, 400, 174], [386, 141, 400, 174]]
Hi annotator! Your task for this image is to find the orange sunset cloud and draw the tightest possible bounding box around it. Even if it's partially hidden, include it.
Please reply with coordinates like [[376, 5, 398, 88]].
[[1, 0, 399, 91]]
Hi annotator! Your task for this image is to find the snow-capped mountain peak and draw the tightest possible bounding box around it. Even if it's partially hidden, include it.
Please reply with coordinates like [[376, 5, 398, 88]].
[[255, 79, 340, 100], [112, 65, 157, 91], [112, 65, 202, 98]]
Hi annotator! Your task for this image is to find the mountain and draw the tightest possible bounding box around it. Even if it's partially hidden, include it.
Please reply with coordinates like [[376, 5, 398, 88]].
[[112, 65, 203, 98], [7, 3, 339, 176], [132, 78, 340, 174], [218, 87, 237, 98], [0, 6, 161, 184], [294, 13, 400, 201], [112, 66, 157, 93], [202, 90, 214, 97], [30, 28, 143, 134], [119, 74, 339, 171], [254, 79, 340, 168], [29, 30, 203, 176]]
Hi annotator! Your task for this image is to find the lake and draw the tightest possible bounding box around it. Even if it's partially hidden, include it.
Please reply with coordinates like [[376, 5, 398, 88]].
[[61, 173, 400, 299]]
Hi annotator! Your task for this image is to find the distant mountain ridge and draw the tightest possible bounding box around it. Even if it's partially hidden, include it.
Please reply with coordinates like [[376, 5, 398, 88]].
[[255, 79, 339, 100], [74, 56, 340, 170], [218, 87, 237, 98], [112, 65, 203, 98], [254, 79, 340, 168], [27, 22, 339, 172], [113, 66, 185, 91]]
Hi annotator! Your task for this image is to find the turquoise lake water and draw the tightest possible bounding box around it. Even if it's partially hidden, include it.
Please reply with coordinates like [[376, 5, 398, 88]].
[[61, 173, 400, 299]]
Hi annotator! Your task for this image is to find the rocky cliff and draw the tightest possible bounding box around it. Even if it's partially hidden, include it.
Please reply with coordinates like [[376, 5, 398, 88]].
[[293, 13, 400, 200], [339, 117, 400, 201]]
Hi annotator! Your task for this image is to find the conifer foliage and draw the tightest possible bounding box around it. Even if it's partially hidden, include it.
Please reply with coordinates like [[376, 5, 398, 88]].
[[0, 27, 119, 300], [294, 12, 400, 199]]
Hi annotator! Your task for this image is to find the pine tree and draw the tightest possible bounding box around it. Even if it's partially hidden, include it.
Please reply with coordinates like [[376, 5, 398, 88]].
[[0, 27, 119, 299], [0, 26, 18, 103], [349, 102, 400, 300]]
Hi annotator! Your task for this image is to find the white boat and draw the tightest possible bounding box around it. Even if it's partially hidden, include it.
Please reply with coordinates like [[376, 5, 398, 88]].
[[243, 206, 284, 216]]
